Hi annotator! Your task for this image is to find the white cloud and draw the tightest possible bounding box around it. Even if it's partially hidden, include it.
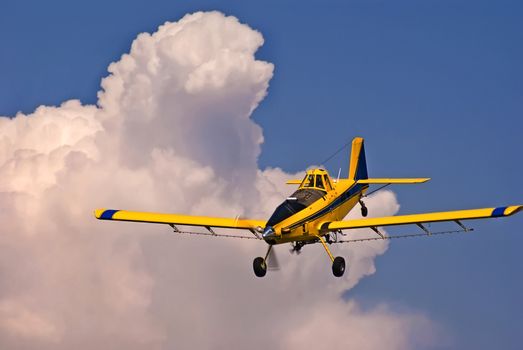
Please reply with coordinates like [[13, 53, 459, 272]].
[[0, 299, 62, 343], [0, 11, 437, 349]]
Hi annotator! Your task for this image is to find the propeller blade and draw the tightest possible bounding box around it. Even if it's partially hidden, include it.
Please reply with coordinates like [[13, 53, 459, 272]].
[[267, 247, 280, 270]]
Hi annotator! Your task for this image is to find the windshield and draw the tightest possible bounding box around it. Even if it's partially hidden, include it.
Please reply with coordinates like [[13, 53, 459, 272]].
[[302, 174, 315, 188], [315, 175, 324, 189], [265, 188, 325, 227], [266, 199, 307, 227]]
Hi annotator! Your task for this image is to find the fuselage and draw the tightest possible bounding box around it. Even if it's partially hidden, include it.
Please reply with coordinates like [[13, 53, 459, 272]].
[[263, 169, 368, 245]]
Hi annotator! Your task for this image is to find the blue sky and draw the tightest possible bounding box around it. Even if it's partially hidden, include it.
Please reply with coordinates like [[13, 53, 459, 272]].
[[1, 1, 522, 348]]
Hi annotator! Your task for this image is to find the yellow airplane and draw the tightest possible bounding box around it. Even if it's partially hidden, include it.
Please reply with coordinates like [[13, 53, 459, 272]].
[[94, 137, 522, 278]]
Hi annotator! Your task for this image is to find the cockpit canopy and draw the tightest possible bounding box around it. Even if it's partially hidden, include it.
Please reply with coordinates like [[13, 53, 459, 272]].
[[265, 169, 334, 229], [299, 169, 333, 192]]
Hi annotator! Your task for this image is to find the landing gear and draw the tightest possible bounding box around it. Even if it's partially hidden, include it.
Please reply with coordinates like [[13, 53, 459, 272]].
[[316, 235, 347, 277], [359, 199, 368, 217], [256, 238, 348, 278], [332, 256, 346, 277], [253, 257, 267, 277], [253, 245, 274, 277]]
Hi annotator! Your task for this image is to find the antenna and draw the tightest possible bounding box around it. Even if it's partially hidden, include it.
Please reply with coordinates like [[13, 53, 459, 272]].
[[336, 168, 341, 183], [318, 138, 353, 166]]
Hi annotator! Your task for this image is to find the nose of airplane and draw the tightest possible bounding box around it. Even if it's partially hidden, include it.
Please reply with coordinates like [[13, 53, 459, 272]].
[[262, 226, 276, 239]]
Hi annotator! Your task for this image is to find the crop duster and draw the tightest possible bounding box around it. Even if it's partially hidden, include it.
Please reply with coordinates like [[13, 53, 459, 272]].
[[95, 138, 522, 278]]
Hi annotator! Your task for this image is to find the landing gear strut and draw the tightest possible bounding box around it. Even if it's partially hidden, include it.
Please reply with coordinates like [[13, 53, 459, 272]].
[[255, 238, 348, 278], [359, 199, 368, 217], [316, 235, 347, 277]]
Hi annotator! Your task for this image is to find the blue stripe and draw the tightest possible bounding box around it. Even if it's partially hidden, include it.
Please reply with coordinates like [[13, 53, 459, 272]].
[[491, 207, 507, 217], [355, 143, 368, 180], [100, 209, 120, 220]]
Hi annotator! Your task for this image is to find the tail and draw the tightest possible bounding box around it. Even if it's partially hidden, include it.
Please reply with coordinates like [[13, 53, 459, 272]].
[[348, 137, 368, 181]]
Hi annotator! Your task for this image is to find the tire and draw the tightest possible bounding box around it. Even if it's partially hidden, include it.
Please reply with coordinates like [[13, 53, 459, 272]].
[[361, 206, 368, 217], [253, 257, 267, 277], [332, 256, 346, 277]]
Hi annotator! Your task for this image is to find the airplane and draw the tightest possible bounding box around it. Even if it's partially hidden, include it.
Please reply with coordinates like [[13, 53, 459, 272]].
[[94, 137, 522, 278]]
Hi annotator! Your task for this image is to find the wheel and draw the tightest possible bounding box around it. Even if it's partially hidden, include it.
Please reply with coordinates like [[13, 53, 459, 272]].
[[332, 256, 346, 277], [253, 257, 267, 277], [361, 206, 368, 217]]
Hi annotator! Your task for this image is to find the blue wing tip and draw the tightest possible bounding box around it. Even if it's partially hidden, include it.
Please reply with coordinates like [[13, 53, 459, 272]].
[[99, 209, 120, 220], [491, 206, 508, 217]]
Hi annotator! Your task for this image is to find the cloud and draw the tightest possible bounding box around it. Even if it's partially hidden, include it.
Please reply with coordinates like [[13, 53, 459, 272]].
[[0, 11, 437, 349]]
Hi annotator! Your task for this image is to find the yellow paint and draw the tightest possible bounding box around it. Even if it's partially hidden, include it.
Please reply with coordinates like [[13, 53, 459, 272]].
[[95, 209, 265, 230], [348, 137, 364, 180], [505, 206, 523, 215], [94, 137, 522, 250], [324, 205, 523, 231], [357, 178, 430, 184], [316, 235, 334, 263], [285, 179, 302, 185]]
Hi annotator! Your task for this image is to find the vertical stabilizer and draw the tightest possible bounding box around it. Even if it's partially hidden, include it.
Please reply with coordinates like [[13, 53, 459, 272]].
[[348, 137, 368, 181]]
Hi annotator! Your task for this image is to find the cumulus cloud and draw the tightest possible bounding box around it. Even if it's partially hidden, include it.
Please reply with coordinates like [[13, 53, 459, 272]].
[[0, 11, 437, 349]]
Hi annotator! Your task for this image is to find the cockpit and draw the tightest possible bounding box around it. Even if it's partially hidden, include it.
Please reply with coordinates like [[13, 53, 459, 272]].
[[299, 169, 333, 192], [264, 169, 334, 236]]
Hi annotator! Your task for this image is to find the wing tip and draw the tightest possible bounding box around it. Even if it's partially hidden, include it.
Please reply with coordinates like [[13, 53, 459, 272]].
[[491, 205, 523, 217], [94, 209, 105, 219], [505, 205, 523, 216], [94, 208, 120, 220]]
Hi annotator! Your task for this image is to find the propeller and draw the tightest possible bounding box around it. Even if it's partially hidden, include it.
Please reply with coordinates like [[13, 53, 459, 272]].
[[267, 246, 280, 271]]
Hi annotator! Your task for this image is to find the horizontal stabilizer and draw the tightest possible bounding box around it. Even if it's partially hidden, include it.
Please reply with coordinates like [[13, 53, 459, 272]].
[[357, 178, 430, 184], [286, 179, 302, 185]]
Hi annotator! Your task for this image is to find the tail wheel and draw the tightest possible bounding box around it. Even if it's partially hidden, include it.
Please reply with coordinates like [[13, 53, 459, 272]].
[[332, 256, 346, 277], [253, 257, 267, 277]]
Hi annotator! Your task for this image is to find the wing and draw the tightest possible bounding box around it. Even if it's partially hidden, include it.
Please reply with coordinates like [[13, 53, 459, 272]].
[[320, 205, 522, 231], [95, 209, 265, 237]]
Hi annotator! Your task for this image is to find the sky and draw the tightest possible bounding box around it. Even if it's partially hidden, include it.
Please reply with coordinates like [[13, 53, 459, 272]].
[[1, 1, 522, 349]]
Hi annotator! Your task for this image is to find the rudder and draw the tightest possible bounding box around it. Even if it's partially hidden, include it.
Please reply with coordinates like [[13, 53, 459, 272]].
[[348, 137, 368, 181]]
